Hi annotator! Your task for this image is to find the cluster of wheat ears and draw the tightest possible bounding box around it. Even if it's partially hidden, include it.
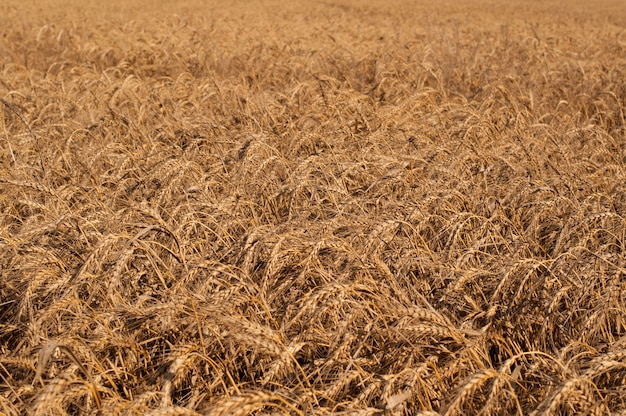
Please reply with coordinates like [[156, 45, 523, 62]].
[[1, 0, 625, 414]]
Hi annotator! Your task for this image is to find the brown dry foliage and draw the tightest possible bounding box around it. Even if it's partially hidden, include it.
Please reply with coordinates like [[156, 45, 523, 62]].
[[1, 0, 626, 414]]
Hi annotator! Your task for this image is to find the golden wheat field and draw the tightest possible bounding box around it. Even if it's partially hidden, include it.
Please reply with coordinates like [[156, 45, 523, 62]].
[[1, 0, 626, 414]]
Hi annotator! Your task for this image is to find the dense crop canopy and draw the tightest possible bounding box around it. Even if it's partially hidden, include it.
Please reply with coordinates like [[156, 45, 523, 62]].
[[1, 0, 626, 414]]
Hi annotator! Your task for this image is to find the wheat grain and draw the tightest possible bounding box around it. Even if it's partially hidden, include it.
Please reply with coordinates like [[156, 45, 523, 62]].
[[3, 0, 626, 414]]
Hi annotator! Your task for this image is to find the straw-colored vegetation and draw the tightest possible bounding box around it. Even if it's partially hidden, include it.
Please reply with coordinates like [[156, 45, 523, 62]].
[[1, 0, 626, 414]]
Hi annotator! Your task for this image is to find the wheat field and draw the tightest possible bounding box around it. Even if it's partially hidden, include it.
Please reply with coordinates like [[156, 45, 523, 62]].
[[1, 0, 626, 414]]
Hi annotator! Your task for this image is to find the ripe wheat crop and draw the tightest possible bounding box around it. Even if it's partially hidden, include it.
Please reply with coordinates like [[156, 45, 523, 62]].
[[1, 0, 626, 414]]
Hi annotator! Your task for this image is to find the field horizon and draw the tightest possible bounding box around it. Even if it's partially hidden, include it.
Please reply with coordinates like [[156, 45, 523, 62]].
[[1, 0, 626, 414]]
